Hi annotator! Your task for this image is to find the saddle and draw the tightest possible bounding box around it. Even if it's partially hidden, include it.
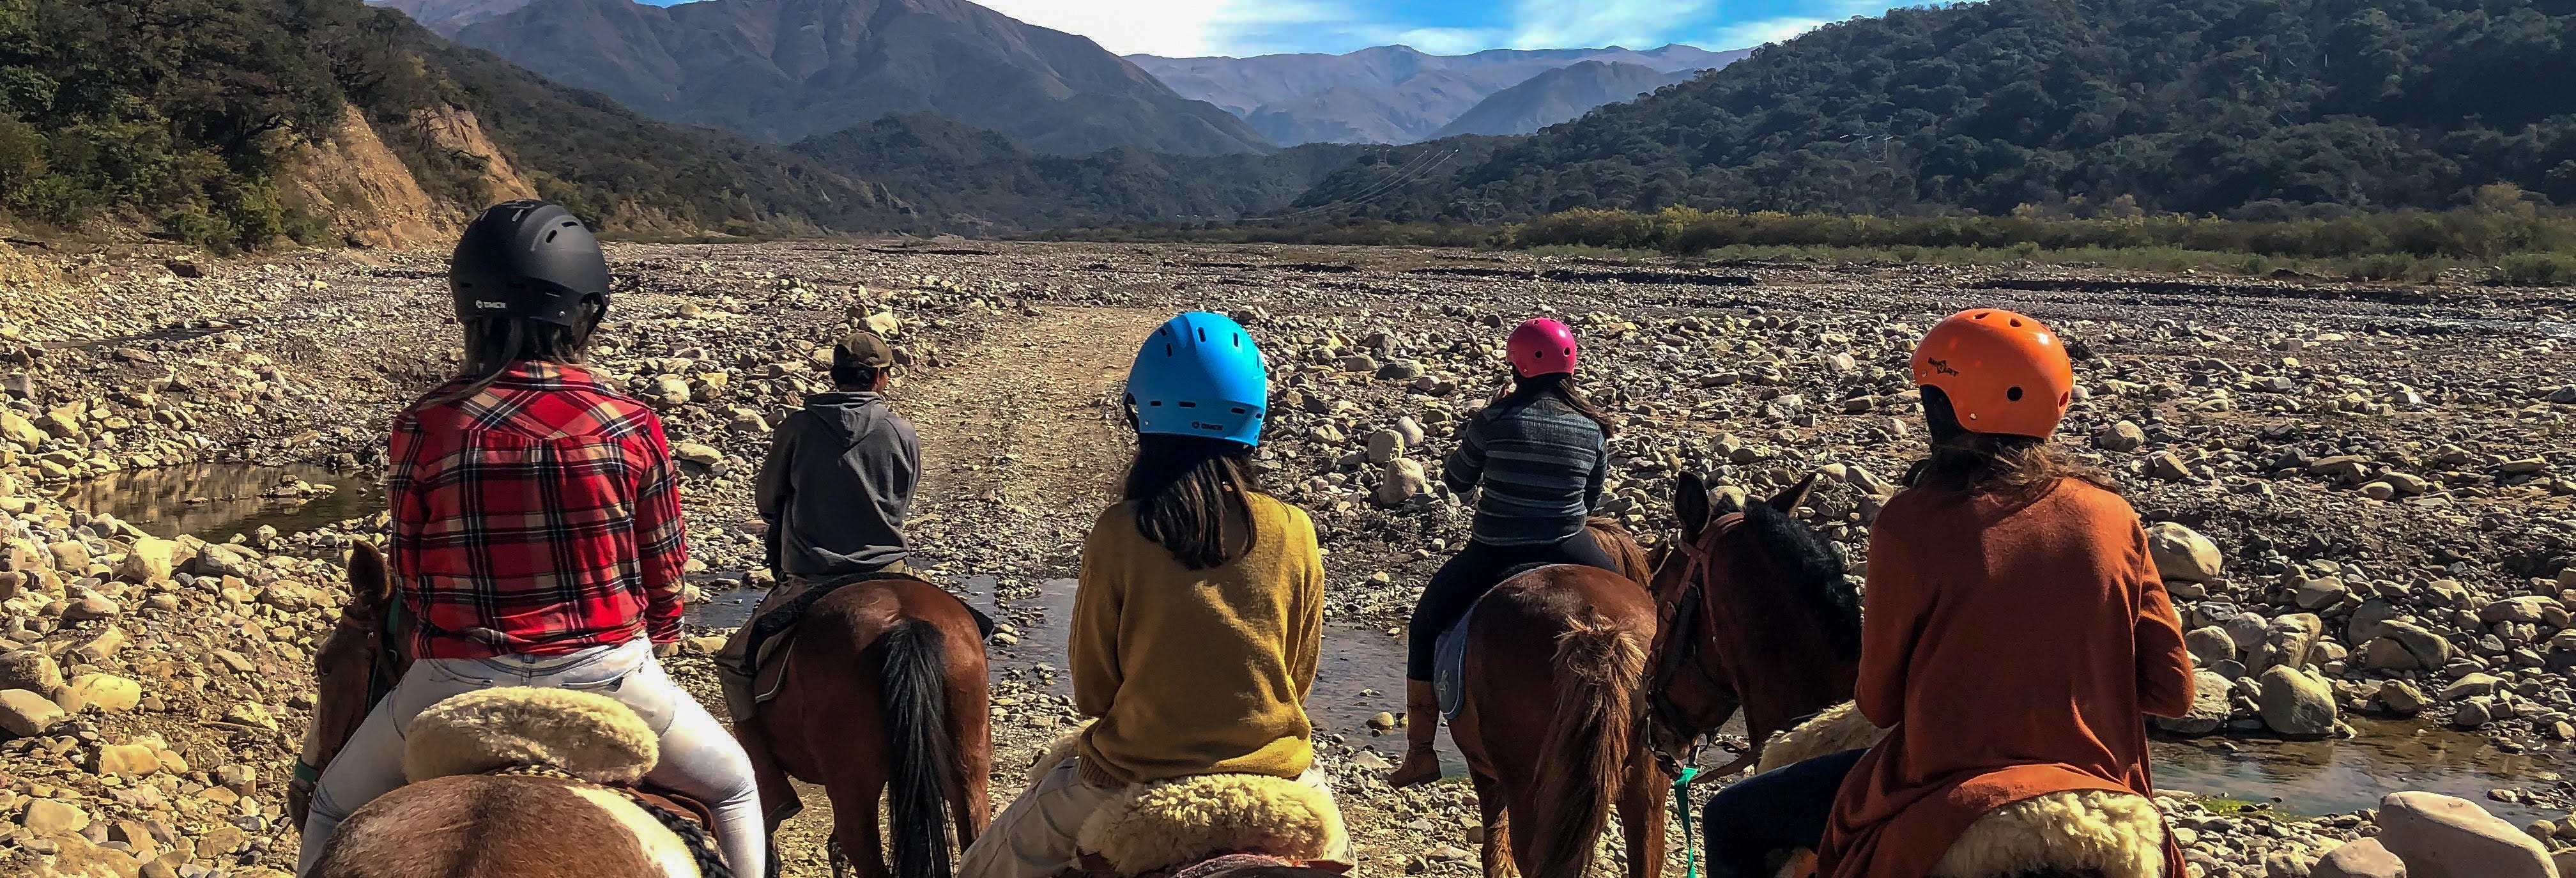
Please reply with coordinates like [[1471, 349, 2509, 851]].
[[1433, 562, 1572, 720], [407, 687, 736, 877], [1758, 704, 2166, 878], [739, 571, 995, 707], [1030, 731, 1353, 878]]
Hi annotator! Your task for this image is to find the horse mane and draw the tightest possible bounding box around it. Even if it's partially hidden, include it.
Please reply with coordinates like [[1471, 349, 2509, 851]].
[[1741, 503, 1860, 661]]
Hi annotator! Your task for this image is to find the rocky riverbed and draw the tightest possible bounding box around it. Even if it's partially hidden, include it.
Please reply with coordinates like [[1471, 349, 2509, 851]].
[[1, 239, 2573, 877]]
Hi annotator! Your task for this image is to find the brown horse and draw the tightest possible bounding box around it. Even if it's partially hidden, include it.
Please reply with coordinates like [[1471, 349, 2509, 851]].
[[1640, 472, 1860, 781], [733, 576, 994, 878], [1447, 518, 1660, 878]]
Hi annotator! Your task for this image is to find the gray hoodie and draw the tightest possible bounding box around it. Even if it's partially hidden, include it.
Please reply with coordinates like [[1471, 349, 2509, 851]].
[[755, 391, 919, 575]]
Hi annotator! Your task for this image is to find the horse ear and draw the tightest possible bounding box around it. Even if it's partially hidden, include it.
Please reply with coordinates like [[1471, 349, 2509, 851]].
[[345, 542, 392, 617], [1768, 472, 1822, 514], [1675, 471, 1713, 539]]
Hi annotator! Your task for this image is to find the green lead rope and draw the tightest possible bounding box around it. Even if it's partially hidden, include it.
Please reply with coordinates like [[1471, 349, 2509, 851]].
[[1672, 766, 1703, 878]]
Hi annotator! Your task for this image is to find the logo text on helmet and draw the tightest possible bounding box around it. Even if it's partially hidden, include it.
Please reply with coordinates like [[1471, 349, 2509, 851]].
[[475, 300, 509, 310], [1926, 357, 1959, 376]]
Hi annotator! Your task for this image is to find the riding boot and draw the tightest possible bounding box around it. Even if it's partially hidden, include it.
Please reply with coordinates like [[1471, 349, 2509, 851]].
[[1387, 680, 1443, 787]]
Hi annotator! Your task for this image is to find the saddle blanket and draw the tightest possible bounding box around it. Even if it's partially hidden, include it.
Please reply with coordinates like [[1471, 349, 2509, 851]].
[[1432, 563, 1568, 720]]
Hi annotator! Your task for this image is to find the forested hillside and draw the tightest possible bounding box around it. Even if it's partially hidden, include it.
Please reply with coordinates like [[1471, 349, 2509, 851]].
[[792, 114, 1367, 230], [1294, 0, 2576, 220], [0, 0, 910, 252]]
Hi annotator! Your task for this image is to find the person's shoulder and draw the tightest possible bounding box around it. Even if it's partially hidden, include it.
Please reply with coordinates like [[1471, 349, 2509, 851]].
[[2039, 477, 2138, 522], [1245, 491, 1314, 529]]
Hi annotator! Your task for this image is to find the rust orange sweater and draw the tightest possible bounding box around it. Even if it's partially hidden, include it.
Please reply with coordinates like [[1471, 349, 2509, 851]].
[[1819, 477, 2195, 878]]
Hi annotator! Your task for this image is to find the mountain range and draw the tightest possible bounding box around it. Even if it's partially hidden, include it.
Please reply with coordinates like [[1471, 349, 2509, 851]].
[[1429, 60, 1696, 139], [1129, 45, 1746, 146], [445, 0, 1271, 154], [1289, 0, 2576, 221]]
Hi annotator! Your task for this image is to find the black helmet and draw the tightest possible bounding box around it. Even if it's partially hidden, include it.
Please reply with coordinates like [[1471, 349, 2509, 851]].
[[448, 201, 611, 327]]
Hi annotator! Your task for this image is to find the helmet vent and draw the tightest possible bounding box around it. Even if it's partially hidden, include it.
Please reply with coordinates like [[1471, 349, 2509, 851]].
[[1197, 327, 1207, 342], [1974, 311, 1992, 320], [2006, 387, 2025, 401], [1177, 401, 1197, 408], [1231, 406, 1248, 415], [544, 231, 559, 243], [2009, 318, 2023, 328]]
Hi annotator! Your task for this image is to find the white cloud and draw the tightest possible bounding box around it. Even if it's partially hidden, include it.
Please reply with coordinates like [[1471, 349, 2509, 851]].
[[1699, 1, 1914, 49], [970, 0, 1349, 57], [1506, 0, 1719, 50]]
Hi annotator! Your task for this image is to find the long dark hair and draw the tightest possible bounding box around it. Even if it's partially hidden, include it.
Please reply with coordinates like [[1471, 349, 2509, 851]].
[[1124, 434, 1265, 570], [1902, 386, 2116, 495], [1486, 373, 1617, 438], [424, 307, 602, 407]]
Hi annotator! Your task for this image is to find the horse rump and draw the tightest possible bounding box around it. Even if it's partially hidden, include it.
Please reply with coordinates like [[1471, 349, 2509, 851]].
[[880, 619, 958, 878], [1527, 609, 1649, 878]]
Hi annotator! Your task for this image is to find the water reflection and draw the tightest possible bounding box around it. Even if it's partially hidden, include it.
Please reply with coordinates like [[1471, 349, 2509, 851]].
[[50, 463, 385, 540]]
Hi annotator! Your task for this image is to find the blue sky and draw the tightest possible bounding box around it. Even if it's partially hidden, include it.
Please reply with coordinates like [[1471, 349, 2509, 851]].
[[643, 0, 1919, 58]]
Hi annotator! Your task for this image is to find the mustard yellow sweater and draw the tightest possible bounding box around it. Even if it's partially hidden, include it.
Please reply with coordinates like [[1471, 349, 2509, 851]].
[[1071, 493, 1325, 787]]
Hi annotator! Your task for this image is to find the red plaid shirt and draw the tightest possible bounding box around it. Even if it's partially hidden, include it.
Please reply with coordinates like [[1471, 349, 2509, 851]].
[[387, 362, 689, 659]]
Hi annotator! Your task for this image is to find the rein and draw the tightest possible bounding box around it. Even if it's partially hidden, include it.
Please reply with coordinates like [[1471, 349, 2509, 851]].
[[1644, 518, 1734, 779]]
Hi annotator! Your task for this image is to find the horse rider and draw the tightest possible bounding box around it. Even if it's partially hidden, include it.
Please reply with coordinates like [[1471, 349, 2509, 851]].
[[715, 328, 920, 721], [959, 311, 1345, 877], [1698, 309, 2195, 878], [1388, 316, 1620, 787], [296, 201, 767, 878]]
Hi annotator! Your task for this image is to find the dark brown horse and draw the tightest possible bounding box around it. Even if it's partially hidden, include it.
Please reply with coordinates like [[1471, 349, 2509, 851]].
[[1448, 518, 1660, 878], [1641, 472, 1861, 781], [733, 576, 994, 878]]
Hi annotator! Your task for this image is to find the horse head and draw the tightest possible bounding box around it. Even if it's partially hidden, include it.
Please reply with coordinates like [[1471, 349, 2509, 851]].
[[1643, 471, 1860, 775], [293, 541, 410, 826]]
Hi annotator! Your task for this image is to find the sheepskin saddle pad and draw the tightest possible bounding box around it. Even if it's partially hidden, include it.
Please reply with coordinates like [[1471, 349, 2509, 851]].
[[1929, 789, 2167, 878], [1027, 730, 1347, 876], [1756, 700, 1890, 774], [1078, 773, 1349, 876], [402, 686, 659, 786]]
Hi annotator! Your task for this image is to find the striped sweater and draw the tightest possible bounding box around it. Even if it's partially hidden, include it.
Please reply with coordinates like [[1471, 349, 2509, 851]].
[[1443, 395, 1609, 545]]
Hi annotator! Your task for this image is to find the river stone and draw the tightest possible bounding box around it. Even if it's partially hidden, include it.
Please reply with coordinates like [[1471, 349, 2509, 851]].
[[190, 543, 258, 580], [2296, 576, 2350, 610], [2185, 626, 2238, 665], [2154, 670, 2233, 736], [1377, 459, 1429, 505], [0, 649, 63, 693], [1393, 417, 1426, 446], [116, 536, 176, 583], [2258, 613, 2325, 672], [0, 409, 42, 448], [2381, 681, 2430, 715], [47, 539, 91, 573], [672, 443, 722, 466], [2313, 838, 2407, 878], [58, 674, 140, 712], [1364, 429, 1406, 465], [89, 743, 161, 776], [2257, 665, 2336, 737], [2377, 791, 2556, 878], [2455, 699, 2494, 729], [2093, 420, 2147, 452], [2349, 599, 2402, 645], [2442, 673, 2503, 701], [2479, 597, 2555, 625], [2378, 620, 2453, 669], [19, 799, 89, 833], [0, 687, 66, 735], [61, 594, 119, 623]]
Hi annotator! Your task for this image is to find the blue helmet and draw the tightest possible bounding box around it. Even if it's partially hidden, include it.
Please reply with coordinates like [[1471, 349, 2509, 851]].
[[1127, 312, 1268, 447]]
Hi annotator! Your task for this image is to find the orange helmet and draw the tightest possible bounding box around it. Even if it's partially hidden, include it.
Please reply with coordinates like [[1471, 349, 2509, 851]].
[[1909, 309, 2075, 438]]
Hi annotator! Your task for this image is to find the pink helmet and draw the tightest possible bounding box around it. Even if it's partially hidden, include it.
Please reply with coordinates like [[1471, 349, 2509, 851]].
[[1507, 318, 1578, 378]]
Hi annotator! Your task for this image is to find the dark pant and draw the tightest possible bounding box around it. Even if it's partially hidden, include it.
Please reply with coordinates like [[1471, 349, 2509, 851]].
[[1701, 749, 1868, 878], [1405, 530, 1620, 681]]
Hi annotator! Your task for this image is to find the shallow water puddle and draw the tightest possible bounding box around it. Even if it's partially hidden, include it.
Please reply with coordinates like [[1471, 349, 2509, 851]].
[[52, 462, 383, 540], [688, 576, 2554, 815]]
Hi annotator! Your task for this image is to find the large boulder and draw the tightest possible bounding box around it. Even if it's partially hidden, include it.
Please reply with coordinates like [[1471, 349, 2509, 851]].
[[1376, 459, 1429, 505], [2257, 613, 2326, 673], [2375, 620, 2453, 670], [57, 674, 141, 712], [2349, 599, 2402, 645], [2145, 523, 2225, 583], [0, 409, 41, 449], [2375, 791, 2555, 878], [2257, 665, 2338, 737], [2184, 626, 2239, 666], [2152, 670, 2233, 736], [2478, 597, 2556, 626], [0, 650, 62, 693]]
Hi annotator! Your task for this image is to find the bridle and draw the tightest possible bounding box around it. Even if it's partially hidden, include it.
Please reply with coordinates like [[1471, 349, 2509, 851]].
[[1642, 514, 1740, 778]]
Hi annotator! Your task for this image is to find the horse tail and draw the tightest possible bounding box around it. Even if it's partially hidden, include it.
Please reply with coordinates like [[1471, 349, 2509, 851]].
[[1528, 608, 1650, 878], [880, 619, 956, 878]]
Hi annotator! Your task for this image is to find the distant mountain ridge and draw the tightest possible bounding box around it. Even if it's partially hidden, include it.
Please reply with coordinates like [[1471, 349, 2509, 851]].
[[1430, 61, 1696, 139], [373, 0, 535, 34], [448, 0, 1274, 154], [1130, 44, 1747, 145]]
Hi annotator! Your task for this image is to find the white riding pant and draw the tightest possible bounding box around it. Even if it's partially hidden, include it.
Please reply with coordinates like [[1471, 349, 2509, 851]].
[[958, 757, 1347, 878], [296, 638, 765, 878]]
